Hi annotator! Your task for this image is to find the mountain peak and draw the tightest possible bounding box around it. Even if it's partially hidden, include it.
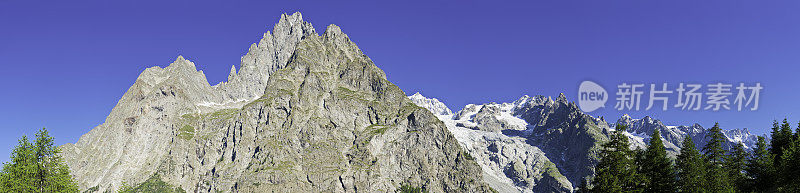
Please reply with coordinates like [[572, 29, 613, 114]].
[[66, 13, 491, 192], [324, 24, 343, 35], [274, 12, 315, 37], [557, 93, 567, 101], [279, 12, 304, 25], [166, 55, 197, 70], [227, 65, 237, 81], [407, 93, 454, 116]]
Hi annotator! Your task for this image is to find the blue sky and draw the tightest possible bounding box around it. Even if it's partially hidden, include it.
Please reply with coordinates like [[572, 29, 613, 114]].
[[1, 0, 799, 162]]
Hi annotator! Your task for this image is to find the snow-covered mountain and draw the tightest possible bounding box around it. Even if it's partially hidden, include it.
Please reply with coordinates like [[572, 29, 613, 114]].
[[409, 93, 763, 193], [612, 114, 760, 156], [408, 92, 453, 116], [410, 93, 607, 192], [409, 93, 572, 193]]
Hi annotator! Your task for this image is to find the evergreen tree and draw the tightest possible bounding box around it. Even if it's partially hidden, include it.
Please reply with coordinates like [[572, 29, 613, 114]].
[[796, 122, 800, 142], [0, 136, 37, 192], [632, 147, 646, 185], [590, 124, 642, 193], [677, 135, 705, 193], [641, 129, 677, 193], [0, 128, 78, 192], [770, 119, 793, 166], [777, 134, 800, 192], [745, 136, 775, 192], [769, 120, 782, 160], [724, 143, 747, 192], [702, 123, 734, 193]]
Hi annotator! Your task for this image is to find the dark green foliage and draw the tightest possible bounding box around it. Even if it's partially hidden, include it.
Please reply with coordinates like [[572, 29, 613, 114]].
[[745, 136, 776, 192], [796, 122, 800, 142], [83, 186, 99, 193], [677, 135, 705, 193], [703, 123, 726, 165], [702, 123, 735, 193], [777, 134, 800, 192], [0, 128, 78, 193], [397, 184, 427, 193], [641, 129, 676, 193], [589, 124, 643, 193], [462, 151, 475, 161], [588, 118, 800, 193], [760, 119, 800, 192], [118, 174, 185, 193], [770, 119, 793, 166], [724, 143, 747, 192]]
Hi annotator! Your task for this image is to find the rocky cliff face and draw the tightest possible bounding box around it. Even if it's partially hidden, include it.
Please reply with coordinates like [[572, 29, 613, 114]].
[[512, 94, 610, 188], [62, 12, 491, 193]]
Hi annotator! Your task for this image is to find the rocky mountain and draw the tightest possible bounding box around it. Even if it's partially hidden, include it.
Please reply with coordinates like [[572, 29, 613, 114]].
[[410, 93, 608, 192], [409, 93, 763, 193], [57, 11, 765, 193], [61, 12, 492, 193]]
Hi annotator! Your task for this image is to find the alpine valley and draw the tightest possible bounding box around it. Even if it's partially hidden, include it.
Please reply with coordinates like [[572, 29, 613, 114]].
[[60, 13, 761, 193]]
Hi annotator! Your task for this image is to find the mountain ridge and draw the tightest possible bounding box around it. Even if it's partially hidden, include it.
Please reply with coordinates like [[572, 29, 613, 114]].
[[409, 92, 763, 193], [62, 12, 492, 192]]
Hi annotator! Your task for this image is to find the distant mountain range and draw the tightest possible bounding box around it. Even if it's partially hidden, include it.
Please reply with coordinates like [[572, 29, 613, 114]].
[[409, 92, 762, 192], [57, 12, 763, 193]]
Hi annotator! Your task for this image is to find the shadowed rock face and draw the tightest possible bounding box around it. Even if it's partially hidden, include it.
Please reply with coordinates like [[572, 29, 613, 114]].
[[62, 12, 491, 193], [513, 94, 609, 188]]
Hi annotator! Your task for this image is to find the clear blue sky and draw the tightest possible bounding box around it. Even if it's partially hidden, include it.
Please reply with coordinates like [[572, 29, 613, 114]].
[[1, 0, 799, 163]]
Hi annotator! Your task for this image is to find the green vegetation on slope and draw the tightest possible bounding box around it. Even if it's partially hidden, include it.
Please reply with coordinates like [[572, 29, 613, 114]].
[[177, 125, 195, 140], [119, 174, 185, 193]]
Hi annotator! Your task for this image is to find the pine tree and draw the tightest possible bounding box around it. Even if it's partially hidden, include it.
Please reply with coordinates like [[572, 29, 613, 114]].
[[590, 124, 643, 193], [746, 136, 775, 192], [633, 146, 646, 183], [771, 119, 793, 166], [702, 123, 734, 193], [641, 129, 676, 193], [724, 143, 747, 192], [796, 122, 800, 142], [0, 136, 37, 192], [778, 134, 800, 192], [0, 128, 78, 192], [770, 120, 782, 160], [677, 135, 705, 193]]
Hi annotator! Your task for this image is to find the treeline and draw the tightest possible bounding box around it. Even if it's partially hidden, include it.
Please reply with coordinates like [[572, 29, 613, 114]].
[[0, 128, 78, 193], [579, 119, 800, 193]]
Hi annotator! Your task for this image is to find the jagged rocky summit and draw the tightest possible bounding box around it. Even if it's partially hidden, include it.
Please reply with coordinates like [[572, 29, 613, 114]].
[[58, 11, 763, 193], [408, 92, 762, 193], [61, 12, 492, 193]]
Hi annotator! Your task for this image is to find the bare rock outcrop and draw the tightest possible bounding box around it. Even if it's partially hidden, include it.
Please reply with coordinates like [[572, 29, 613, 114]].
[[62, 12, 491, 193]]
